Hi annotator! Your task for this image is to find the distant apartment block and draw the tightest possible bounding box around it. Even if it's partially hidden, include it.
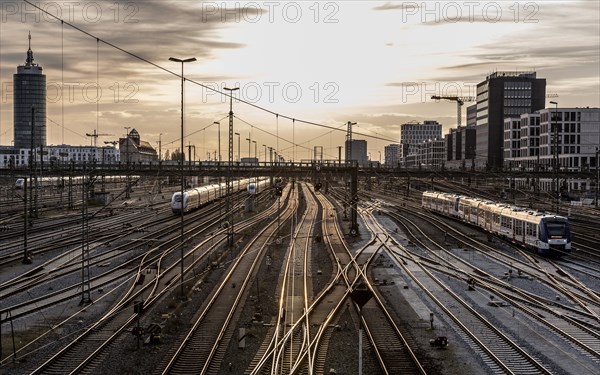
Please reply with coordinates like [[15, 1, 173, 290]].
[[504, 107, 599, 193], [384, 143, 401, 167], [476, 71, 546, 170], [399, 120, 442, 166], [345, 139, 368, 166], [418, 139, 446, 169], [445, 126, 476, 169], [0, 145, 119, 168]]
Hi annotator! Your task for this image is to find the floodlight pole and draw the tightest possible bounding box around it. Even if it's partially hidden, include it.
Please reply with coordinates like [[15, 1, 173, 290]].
[[169, 56, 196, 298]]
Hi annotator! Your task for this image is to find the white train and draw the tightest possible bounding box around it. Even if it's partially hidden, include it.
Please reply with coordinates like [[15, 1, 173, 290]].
[[247, 177, 270, 195], [422, 191, 571, 256], [171, 177, 270, 214]]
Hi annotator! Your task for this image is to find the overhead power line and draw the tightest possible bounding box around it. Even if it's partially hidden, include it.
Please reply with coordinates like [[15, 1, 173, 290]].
[[23, 0, 400, 146]]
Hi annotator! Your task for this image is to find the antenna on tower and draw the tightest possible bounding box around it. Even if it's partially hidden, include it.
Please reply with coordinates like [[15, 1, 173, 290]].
[[26, 31, 35, 66]]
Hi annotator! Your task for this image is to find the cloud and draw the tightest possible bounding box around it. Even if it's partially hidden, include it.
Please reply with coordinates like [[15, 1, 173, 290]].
[[373, 2, 420, 11]]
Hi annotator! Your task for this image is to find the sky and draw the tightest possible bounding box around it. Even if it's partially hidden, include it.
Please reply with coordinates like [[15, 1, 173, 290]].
[[0, 0, 599, 161]]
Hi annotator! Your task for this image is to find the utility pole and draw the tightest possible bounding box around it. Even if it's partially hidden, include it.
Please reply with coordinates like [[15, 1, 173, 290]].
[[124, 126, 131, 199], [158, 133, 163, 162], [186, 143, 195, 168], [80, 162, 92, 305], [29, 106, 36, 221], [346, 122, 356, 164], [22, 178, 31, 264], [596, 147, 600, 208], [224, 86, 239, 247], [550, 101, 559, 212]]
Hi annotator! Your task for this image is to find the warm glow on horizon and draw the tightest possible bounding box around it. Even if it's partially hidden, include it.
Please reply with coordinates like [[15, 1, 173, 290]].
[[0, 1, 598, 160]]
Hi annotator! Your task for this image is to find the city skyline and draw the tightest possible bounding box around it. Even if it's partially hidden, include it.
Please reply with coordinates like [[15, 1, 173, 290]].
[[0, 1, 598, 161]]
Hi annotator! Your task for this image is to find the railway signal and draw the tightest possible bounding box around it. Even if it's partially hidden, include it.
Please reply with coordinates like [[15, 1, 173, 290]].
[[351, 283, 373, 375]]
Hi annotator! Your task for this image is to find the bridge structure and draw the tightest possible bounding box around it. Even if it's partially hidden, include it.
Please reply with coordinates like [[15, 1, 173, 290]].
[[1, 160, 597, 236]]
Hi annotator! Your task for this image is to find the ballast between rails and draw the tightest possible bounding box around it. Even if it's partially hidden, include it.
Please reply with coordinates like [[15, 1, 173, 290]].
[[422, 191, 571, 256]]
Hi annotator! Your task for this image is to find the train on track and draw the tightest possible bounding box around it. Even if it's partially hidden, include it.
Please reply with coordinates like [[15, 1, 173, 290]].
[[422, 191, 571, 256], [247, 177, 270, 195], [171, 177, 270, 214], [15, 175, 138, 189]]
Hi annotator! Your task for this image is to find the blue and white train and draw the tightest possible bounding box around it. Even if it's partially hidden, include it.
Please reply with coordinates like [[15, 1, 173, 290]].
[[171, 177, 270, 214], [247, 177, 270, 195], [422, 191, 571, 256]]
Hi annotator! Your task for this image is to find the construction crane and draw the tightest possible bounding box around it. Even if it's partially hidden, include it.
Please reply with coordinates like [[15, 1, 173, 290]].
[[431, 95, 475, 128], [104, 140, 118, 147], [86, 129, 114, 147]]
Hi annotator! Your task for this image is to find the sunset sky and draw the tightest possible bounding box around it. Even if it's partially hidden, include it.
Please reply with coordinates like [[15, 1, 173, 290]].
[[1, 1, 598, 161]]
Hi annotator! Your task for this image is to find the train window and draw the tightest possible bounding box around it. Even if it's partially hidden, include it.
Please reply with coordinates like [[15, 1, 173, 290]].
[[515, 220, 523, 235], [546, 222, 566, 237], [526, 223, 534, 236]]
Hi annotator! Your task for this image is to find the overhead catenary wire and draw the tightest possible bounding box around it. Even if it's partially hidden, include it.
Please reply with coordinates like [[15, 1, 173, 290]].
[[23, 0, 400, 148]]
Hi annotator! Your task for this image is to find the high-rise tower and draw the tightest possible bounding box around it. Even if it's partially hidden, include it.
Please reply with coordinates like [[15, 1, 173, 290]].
[[13, 32, 46, 149], [475, 71, 545, 170]]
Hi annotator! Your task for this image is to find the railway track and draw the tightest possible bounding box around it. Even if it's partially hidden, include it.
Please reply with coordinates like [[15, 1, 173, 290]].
[[157, 183, 296, 374], [24, 188, 281, 374], [368, 197, 599, 373]]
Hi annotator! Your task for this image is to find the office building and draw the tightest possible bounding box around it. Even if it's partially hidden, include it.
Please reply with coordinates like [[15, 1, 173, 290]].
[[119, 128, 158, 163], [384, 143, 401, 167], [475, 71, 546, 170], [344, 139, 368, 166], [399, 120, 442, 167], [13, 33, 46, 150]]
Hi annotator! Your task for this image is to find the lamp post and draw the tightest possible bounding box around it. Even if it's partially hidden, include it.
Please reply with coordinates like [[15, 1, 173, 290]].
[[550, 100, 558, 212], [246, 137, 251, 160], [234, 132, 240, 162], [252, 140, 257, 162], [158, 133, 163, 162], [214, 121, 221, 165], [169, 56, 196, 298], [124, 127, 131, 165], [262, 144, 266, 164]]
